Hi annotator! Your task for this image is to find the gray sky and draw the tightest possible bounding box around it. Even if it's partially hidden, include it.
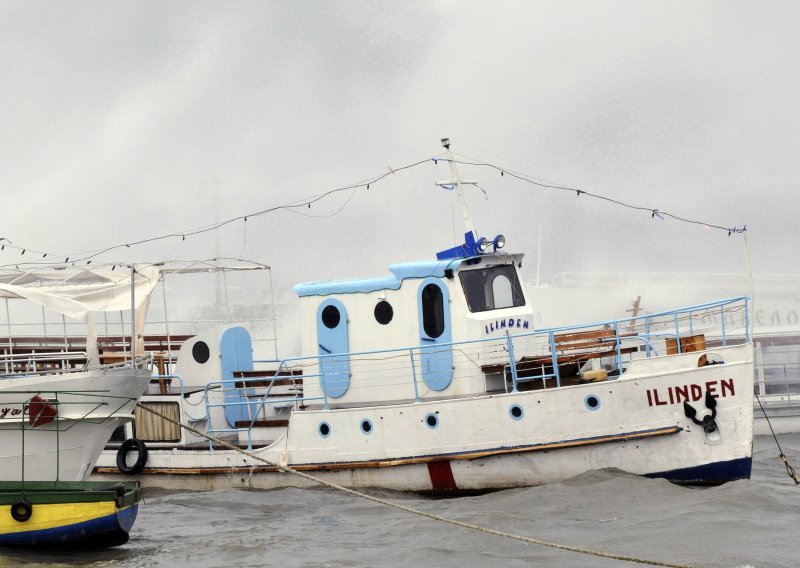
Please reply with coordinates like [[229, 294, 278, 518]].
[[2, 1, 799, 306]]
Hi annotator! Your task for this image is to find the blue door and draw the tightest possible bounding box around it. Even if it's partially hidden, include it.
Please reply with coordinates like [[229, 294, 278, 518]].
[[317, 298, 351, 398], [418, 278, 453, 391], [220, 326, 255, 427]]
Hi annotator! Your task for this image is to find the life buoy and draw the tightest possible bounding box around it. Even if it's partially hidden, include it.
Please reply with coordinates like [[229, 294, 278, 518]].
[[116, 438, 148, 475], [11, 499, 32, 522]]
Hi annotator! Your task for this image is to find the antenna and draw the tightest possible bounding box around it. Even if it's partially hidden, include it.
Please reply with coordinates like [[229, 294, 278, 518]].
[[435, 138, 479, 238]]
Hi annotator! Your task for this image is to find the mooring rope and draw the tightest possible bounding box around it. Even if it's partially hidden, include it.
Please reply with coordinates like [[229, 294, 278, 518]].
[[134, 403, 697, 568], [754, 392, 800, 484]]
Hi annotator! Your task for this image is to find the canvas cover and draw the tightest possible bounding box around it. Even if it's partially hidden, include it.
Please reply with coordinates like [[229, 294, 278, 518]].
[[0, 266, 160, 362]]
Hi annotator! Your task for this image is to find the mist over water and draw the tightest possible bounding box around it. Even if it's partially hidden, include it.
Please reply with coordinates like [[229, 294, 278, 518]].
[[2, 434, 798, 568]]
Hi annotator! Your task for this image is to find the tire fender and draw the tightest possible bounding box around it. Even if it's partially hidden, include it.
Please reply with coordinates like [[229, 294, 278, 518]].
[[116, 438, 148, 475], [11, 499, 32, 522]]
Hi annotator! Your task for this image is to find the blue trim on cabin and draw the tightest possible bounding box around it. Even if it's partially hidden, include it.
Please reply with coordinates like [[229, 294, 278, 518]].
[[647, 457, 752, 484], [293, 260, 463, 297], [0, 505, 138, 548]]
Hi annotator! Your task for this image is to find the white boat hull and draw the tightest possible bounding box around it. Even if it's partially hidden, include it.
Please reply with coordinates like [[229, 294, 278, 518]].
[[94, 344, 754, 492], [1, 367, 153, 482]]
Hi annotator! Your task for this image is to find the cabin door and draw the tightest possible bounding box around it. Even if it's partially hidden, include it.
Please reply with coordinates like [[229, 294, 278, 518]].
[[417, 278, 453, 391], [316, 298, 351, 398], [220, 326, 255, 427]]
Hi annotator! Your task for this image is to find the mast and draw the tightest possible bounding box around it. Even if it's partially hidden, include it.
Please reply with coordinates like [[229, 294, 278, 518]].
[[436, 138, 479, 238]]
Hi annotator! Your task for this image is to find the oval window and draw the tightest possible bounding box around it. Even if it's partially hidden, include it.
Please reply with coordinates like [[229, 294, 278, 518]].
[[192, 341, 210, 364], [421, 284, 445, 339], [321, 305, 341, 329], [374, 301, 393, 325]]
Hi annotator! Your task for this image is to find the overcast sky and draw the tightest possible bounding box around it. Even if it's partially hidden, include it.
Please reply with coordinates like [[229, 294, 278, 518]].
[[2, 1, 799, 307]]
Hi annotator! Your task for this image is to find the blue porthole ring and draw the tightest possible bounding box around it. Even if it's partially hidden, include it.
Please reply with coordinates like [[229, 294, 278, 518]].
[[318, 422, 332, 438], [360, 418, 373, 435], [509, 404, 524, 420], [584, 394, 601, 411], [425, 412, 439, 429]]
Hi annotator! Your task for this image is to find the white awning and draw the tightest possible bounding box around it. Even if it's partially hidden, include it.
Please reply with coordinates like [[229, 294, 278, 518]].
[[0, 266, 160, 360]]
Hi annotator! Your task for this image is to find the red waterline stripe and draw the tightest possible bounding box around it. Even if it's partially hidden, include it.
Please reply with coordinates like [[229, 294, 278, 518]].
[[427, 460, 458, 491]]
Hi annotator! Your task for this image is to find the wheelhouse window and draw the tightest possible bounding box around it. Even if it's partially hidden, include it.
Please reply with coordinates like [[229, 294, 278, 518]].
[[458, 265, 525, 313]]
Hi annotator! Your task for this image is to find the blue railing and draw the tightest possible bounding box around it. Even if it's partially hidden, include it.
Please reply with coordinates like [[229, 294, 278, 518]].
[[199, 296, 749, 447]]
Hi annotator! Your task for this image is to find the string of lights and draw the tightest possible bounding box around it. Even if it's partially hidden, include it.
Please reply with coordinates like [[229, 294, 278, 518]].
[[0, 150, 747, 270], [446, 153, 747, 235]]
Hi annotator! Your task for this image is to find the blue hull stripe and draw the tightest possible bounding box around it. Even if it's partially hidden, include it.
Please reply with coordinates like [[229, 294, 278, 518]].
[[647, 457, 752, 484], [0, 505, 138, 548]]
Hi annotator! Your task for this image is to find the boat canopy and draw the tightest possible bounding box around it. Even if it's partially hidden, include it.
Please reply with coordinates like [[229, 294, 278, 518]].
[[0, 266, 160, 362]]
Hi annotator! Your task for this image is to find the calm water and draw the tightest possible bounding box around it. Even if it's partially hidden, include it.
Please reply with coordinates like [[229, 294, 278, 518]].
[[2, 434, 799, 568]]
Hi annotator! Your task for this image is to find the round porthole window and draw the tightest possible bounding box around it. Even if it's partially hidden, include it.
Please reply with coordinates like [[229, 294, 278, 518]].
[[360, 419, 373, 435], [318, 422, 331, 438], [321, 305, 341, 329], [584, 394, 601, 411], [509, 404, 524, 420], [374, 301, 394, 325], [192, 341, 210, 364], [425, 413, 439, 429]]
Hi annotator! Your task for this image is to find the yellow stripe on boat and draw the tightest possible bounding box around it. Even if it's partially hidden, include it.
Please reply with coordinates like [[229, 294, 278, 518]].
[[0, 500, 120, 533]]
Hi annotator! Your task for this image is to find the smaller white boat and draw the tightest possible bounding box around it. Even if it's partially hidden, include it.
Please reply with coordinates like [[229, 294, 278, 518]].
[[0, 265, 157, 482]]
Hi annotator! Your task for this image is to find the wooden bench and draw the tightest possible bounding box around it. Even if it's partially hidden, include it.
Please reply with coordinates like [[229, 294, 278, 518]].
[[481, 329, 638, 387]]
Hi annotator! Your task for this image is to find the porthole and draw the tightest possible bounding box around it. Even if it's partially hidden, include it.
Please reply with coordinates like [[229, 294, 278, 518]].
[[374, 301, 394, 325], [584, 394, 601, 411], [321, 305, 341, 329], [192, 341, 210, 364], [509, 404, 524, 420], [425, 412, 439, 429], [360, 418, 373, 435], [318, 422, 331, 438]]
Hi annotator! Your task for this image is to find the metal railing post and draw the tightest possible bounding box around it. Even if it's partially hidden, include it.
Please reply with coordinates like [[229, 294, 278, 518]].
[[549, 331, 560, 387], [409, 349, 420, 402], [721, 305, 727, 346], [506, 332, 519, 393]]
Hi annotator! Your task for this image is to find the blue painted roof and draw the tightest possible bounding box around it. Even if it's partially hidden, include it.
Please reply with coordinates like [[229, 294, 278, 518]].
[[293, 259, 463, 297]]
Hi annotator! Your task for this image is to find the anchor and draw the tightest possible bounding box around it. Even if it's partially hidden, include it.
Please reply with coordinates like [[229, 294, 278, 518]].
[[683, 390, 718, 434]]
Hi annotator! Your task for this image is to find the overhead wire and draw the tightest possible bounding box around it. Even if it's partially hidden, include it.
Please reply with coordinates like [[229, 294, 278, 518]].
[[0, 150, 747, 270], [447, 153, 743, 234]]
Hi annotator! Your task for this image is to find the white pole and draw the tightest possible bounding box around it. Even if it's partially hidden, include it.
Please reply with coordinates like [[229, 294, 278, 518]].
[[161, 276, 172, 361], [130, 265, 136, 368], [268, 267, 278, 359], [445, 147, 475, 236]]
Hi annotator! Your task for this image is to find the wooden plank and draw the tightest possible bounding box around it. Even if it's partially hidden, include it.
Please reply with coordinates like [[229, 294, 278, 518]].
[[234, 369, 303, 378], [233, 419, 290, 428], [554, 329, 616, 343], [234, 378, 303, 388]]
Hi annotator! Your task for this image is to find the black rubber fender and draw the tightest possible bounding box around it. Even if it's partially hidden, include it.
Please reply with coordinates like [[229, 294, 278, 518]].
[[116, 438, 148, 475], [11, 499, 32, 522]]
